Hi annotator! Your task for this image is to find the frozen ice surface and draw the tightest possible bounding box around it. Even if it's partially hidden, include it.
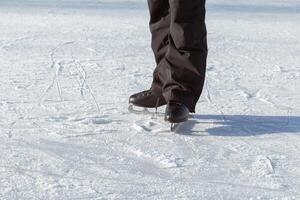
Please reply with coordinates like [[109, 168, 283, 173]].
[[0, 0, 299, 199]]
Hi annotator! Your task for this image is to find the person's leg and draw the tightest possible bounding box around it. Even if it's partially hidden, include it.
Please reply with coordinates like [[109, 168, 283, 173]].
[[155, 0, 208, 113], [147, 0, 170, 96]]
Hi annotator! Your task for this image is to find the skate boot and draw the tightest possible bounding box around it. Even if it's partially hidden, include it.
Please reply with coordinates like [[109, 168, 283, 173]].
[[164, 101, 190, 131], [128, 90, 166, 114]]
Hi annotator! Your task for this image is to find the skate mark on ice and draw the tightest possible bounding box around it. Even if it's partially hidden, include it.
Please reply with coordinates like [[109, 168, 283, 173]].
[[132, 119, 172, 134], [73, 59, 101, 112], [0, 35, 40, 50], [249, 155, 275, 177], [62, 133, 97, 139], [132, 115, 203, 135], [236, 86, 260, 101], [50, 41, 76, 69], [7, 120, 16, 138], [238, 155, 287, 190], [205, 80, 226, 121], [44, 116, 69, 123], [126, 145, 188, 169], [224, 141, 261, 155], [39, 61, 64, 102], [69, 114, 112, 125], [255, 90, 276, 106], [234, 83, 274, 106], [22, 139, 106, 181], [39, 41, 75, 102], [42, 114, 112, 126], [69, 59, 87, 99], [56, 62, 64, 101]]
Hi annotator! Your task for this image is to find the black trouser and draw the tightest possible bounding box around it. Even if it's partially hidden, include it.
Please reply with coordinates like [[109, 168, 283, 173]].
[[148, 0, 208, 113]]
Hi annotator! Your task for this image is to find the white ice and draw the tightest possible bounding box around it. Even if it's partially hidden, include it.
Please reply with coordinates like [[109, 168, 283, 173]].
[[0, 0, 300, 199]]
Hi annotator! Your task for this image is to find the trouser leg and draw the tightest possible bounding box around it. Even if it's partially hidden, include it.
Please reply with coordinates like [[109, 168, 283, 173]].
[[153, 0, 208, 113], [147, 0, 170, 95]]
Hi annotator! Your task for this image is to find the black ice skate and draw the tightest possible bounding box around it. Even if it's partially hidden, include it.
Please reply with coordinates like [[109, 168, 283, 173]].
[[164, 101, 190, 131], [128, 90, 166, 114]]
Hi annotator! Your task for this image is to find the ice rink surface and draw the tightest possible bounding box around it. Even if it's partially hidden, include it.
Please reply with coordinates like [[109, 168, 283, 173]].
[[0, 0, 300, 199]]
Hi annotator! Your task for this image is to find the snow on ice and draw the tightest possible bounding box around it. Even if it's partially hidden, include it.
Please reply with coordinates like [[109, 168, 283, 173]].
[[0, 0, 300, 199]]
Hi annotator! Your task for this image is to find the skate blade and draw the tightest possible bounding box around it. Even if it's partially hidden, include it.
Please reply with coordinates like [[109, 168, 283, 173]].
[[128, 104, 151, 115], [128, 104, 164, 116], [170, 115, 194, 132], [170, 123, 181, 132]]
